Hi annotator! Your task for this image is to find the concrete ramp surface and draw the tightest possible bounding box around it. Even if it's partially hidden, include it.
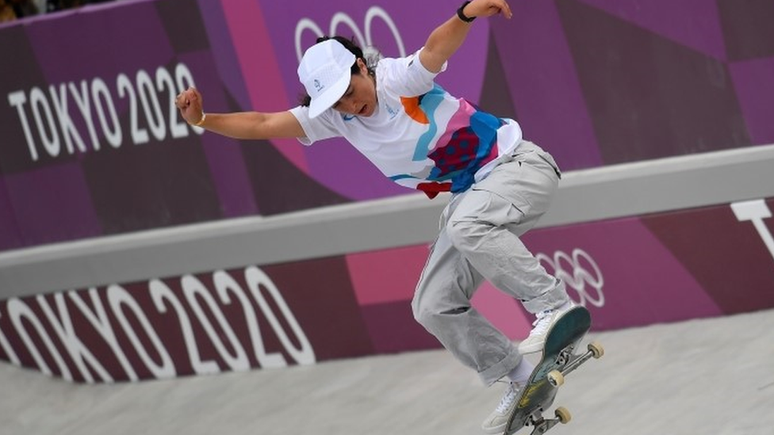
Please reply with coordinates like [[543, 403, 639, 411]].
[[1, 309, 772, 435]]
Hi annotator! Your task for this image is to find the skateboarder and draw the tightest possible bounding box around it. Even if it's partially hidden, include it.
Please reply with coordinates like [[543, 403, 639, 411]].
[[175, 0, 574, 432]]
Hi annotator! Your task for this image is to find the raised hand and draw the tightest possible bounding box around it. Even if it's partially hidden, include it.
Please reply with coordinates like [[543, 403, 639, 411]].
[[175, 86, 205, 126], [463, 0, 513, 20]]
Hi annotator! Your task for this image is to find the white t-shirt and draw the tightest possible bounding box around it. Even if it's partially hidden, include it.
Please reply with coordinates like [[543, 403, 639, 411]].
[[290, 49, 523, 198]]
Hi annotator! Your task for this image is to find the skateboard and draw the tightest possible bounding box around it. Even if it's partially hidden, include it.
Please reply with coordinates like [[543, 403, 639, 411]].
[[503, 306, 603, 435]]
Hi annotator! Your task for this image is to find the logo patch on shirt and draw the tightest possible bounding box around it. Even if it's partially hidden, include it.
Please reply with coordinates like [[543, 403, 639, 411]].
[[386, 104, 399, 119]]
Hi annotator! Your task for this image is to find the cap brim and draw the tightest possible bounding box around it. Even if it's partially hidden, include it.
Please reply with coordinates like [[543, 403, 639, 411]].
[[308, 70, 351, 119]]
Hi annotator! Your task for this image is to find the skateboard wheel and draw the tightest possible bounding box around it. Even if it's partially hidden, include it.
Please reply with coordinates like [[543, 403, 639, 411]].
[[555, 406, 572, 424], [547, 370, 565, 387], [588, 342, 604, 359]]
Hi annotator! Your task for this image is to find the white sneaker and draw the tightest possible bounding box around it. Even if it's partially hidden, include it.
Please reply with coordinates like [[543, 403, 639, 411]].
[[481, 382, 521, 434], [518, 302, 574, 354]]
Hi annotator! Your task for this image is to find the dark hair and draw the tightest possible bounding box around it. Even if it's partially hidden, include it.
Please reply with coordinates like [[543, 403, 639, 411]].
[[299, 36, 368, 107]]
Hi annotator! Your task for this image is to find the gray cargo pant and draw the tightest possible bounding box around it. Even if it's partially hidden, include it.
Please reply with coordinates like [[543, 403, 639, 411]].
[[412, 141, 570, 386]]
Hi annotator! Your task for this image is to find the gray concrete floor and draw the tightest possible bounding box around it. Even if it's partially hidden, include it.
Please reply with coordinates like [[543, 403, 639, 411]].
[[2, 308, 773, 435]]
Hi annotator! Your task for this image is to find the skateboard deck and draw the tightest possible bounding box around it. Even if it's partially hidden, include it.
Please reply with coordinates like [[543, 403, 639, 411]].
[[503, 306, 602, 435]]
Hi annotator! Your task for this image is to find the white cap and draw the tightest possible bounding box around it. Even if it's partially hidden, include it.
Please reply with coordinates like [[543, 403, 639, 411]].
[[297, 39, 356, 118]]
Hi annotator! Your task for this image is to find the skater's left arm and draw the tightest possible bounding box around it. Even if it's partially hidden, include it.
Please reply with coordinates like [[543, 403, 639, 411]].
[[419, 0, 512, 73]]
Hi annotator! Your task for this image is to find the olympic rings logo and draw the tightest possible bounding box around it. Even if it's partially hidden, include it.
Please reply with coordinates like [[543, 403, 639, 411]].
[[294, 7, 407, 62], [536, 249, 605, 308]]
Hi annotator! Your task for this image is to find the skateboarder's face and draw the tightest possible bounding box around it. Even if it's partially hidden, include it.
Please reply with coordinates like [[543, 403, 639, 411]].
[[331, 59, 377, 117]]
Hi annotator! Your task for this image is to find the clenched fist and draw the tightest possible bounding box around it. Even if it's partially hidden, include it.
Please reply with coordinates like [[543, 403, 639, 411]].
[[175, 87, 205, 126]]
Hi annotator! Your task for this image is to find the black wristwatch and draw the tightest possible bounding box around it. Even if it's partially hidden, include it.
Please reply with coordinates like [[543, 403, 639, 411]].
[[457, 1, 476, 22]]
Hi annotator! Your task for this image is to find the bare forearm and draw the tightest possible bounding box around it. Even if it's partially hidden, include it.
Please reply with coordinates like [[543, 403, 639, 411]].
[[422, 16, 473, 73], [175, 87, 304, 140], [198, 111, 301, 140], [420, 0, 513, 73]]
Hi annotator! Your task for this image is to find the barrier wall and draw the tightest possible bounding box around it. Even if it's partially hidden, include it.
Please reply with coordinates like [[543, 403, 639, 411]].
[[1, 0, 774, 382], [1, 197, 773, 382]]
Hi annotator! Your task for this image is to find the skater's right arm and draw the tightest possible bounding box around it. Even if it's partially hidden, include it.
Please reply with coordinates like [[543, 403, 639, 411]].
[[175, 87, 305, 140]]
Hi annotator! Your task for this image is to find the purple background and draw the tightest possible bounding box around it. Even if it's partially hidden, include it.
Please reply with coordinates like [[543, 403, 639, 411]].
[[1, 0, 773, 251]]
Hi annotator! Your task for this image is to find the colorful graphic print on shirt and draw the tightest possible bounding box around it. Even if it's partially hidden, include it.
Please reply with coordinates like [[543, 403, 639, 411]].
[[390, 85, 502, 199]]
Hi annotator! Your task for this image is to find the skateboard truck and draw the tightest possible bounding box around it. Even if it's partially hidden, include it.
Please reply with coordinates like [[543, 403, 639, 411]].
[[547, 342, 604, 387], [525, 407, 572, 435]]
